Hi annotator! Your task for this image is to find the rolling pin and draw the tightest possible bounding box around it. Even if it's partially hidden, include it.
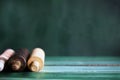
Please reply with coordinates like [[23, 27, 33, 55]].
[[7, 48, 29, 71], [0, 49, 15, 71], [27, 48, 45, 72]]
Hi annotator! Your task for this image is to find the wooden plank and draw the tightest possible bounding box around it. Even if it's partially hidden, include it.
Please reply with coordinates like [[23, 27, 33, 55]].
[[0, 57, 120, 80]]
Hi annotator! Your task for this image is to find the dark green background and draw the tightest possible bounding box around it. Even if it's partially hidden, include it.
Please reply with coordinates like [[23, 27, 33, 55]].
[[0, 0, 120, 56]]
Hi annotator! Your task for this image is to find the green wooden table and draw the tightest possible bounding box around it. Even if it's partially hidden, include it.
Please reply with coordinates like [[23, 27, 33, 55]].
[[0, 57, 120, 80]]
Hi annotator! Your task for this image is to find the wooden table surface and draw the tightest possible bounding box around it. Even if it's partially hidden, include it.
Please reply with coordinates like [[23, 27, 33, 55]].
[[0, 56, 120, 80]]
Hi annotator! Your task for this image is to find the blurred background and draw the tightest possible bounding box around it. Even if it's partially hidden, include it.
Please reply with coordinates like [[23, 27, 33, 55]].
[[0, 0, 120, 56]]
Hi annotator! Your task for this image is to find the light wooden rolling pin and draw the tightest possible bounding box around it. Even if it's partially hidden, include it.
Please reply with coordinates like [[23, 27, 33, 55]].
[[0, 49, 15, 71], [27, 48, 45, 72]]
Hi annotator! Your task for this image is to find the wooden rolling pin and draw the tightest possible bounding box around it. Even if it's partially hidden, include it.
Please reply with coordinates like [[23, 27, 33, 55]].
[[27, 48, 45, 72], [7, 48, 29, 72], [0, 49, 15, 71]]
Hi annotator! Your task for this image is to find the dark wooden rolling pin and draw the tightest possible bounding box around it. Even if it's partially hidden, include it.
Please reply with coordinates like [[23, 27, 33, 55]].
[[6, 48, 29, 72]]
